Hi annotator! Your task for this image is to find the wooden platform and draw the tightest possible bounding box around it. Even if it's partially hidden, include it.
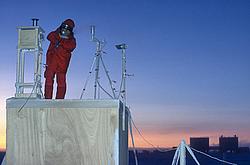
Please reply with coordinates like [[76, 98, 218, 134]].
[[6, 99, 128, 165]]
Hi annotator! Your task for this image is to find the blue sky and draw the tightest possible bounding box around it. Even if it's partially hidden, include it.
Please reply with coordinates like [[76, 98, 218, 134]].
[[0, 0, 250, 148]]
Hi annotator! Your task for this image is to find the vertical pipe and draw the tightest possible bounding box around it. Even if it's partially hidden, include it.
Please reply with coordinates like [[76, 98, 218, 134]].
[[34, 49, 41, 95], [122, 48, 126, 131], [20, 50, 25, 93], [94, 41, 100, 99], [129, 115, 138, 165], [90, 25, 95, 41], [38, 50, 42, 95], [38, 31, 43, 96], [34, 50, 38, 82], [16, 48, 21, 94], [180, 140, 186, 165]]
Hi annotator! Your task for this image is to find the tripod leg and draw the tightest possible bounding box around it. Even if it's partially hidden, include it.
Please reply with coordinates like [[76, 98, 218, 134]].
[[80, 56, 96, 99], [100, 55, 116, 98]]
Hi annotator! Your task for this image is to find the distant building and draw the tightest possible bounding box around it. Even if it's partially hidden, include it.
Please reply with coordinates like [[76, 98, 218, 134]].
[[219, 135, 238, 153], [190, 137, 209, 152]]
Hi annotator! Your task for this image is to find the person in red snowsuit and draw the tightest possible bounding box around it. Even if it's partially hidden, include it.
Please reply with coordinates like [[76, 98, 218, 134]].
[[44, 19, 76, 99]]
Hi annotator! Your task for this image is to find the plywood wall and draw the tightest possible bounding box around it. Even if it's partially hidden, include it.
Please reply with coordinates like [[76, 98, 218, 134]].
[[6, 99, 128, 165]]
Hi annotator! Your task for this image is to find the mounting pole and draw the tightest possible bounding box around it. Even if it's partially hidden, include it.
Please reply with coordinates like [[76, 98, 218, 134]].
[[94, 41, 101, 99], [121, 47, 127, 131], [180, 140, 186, 165], [115, 43, 128, 131], [171, 140, 200, 165]]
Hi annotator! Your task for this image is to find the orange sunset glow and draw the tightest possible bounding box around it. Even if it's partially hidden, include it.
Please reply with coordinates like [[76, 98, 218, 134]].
[[0, 135, 5, 151], [129, 130, 250, 149]]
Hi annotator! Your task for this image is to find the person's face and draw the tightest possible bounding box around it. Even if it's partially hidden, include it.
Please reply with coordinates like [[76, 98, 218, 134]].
[[60, 23, 72, 38], [61, 28, 71, 36]]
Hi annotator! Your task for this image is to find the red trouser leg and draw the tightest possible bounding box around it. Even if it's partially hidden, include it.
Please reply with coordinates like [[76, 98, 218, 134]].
[[45, 86, 53, 99], [56, 72, 67, 99], [44, 70, 55, 99]]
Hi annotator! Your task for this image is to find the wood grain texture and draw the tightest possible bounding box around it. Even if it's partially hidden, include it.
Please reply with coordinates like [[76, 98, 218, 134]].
[[6, 99, 128, 165]]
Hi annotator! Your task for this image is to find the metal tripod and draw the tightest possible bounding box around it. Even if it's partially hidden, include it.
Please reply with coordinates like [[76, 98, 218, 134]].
[[80, 26, 116, 99]]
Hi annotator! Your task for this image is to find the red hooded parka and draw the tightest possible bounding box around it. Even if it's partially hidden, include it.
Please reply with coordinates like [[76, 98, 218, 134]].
[[44, 19, 76, 99]]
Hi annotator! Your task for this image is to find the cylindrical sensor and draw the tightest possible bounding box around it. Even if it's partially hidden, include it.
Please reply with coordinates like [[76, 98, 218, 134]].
[[90, 25, 95, 41]]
